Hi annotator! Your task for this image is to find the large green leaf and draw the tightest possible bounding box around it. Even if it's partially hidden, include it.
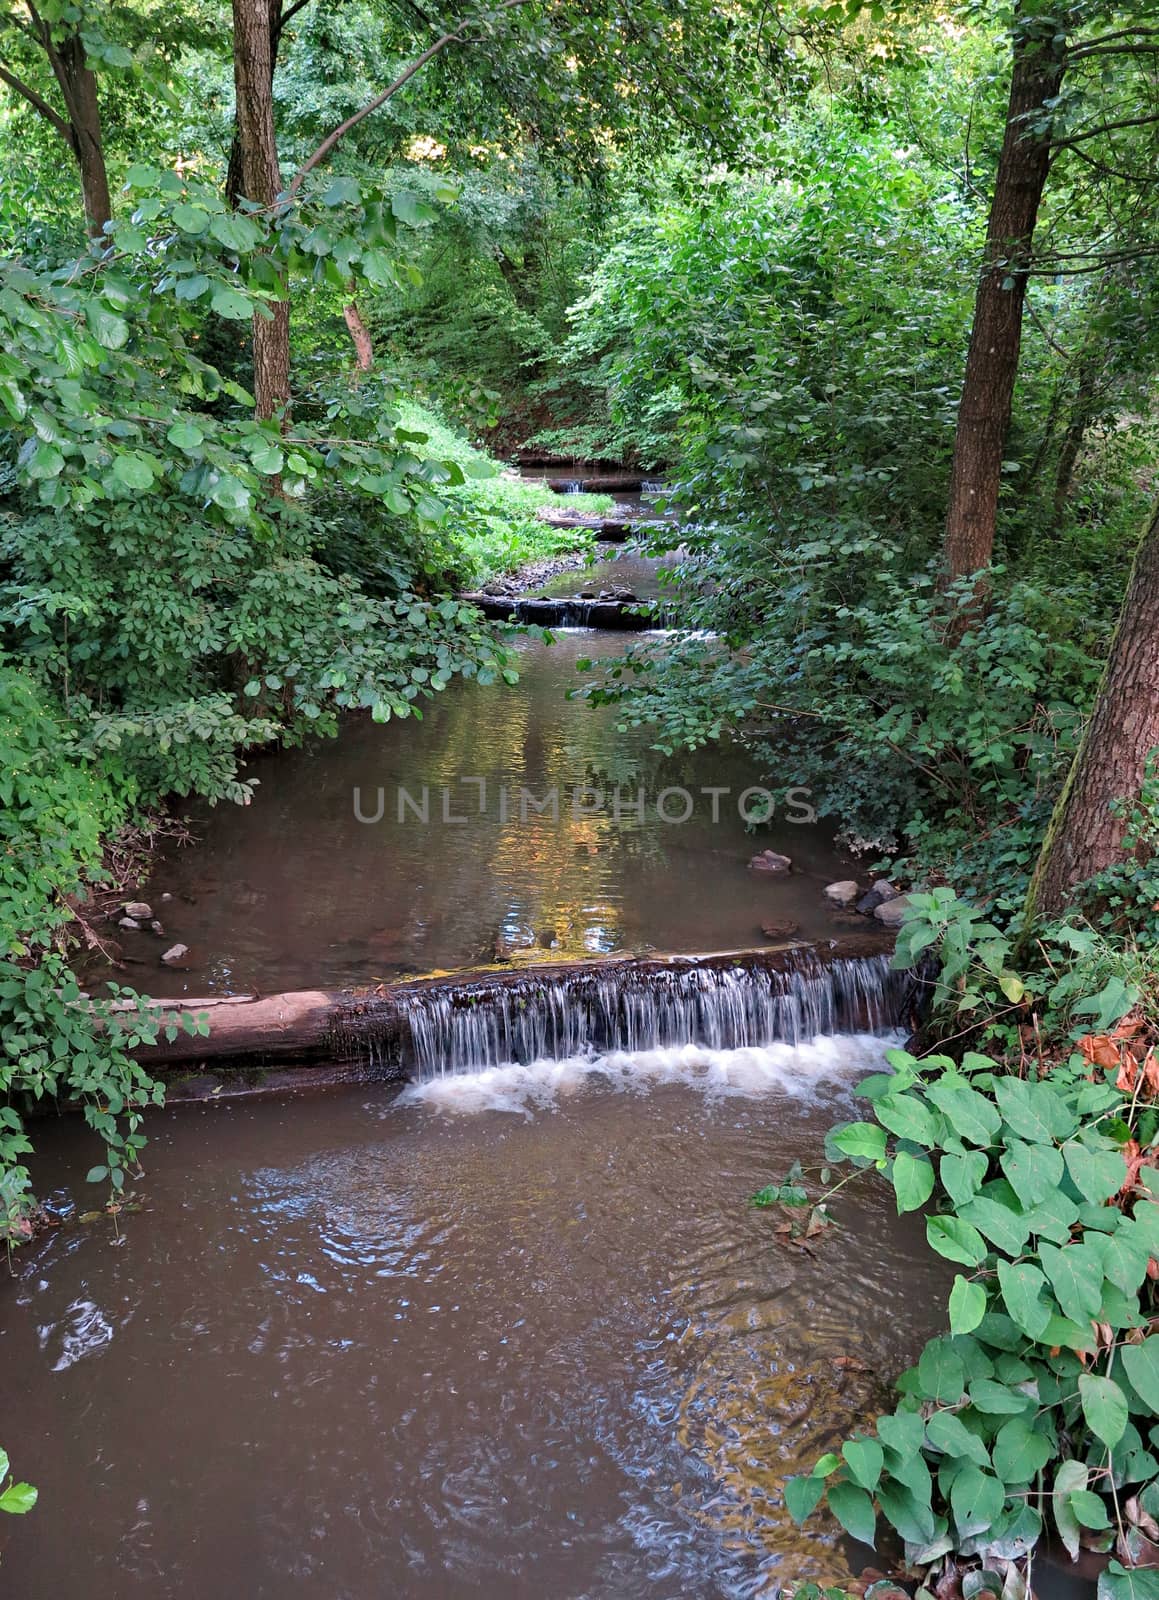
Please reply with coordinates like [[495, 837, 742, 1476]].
[[1053, 1458, 1089, 1560], [996, 1260, 1052, 1339], [828, 1481, 877, 1547], [995, 1079, 1077, 1142], [832, 1122, 888, 1162], [948, 1275, 987, 1335], [1064, 1141, 1127, 1204], [941, 1150, 989, 1208], [1079, 1373, 1129, 1450], [893, 1150, 935, 1213], [927, 1215, 988, 1267], [949, 1465, 1005, 1538], [1000, 1139, 1064, 1208], [959, 1196, 1031, 1257], [917, 1339, 965, 1404], [843, 1437, 884, 1490], [991, 1418, 1052, 1483], [875, 1093, 939, 1146], [926, 1083, 1001, 1146], [925, 1409, 990, 1469], [784, 1473, 826, 1524], [1121, 1338, 1159, 1415], [1038, 1241, 1105, 1326]]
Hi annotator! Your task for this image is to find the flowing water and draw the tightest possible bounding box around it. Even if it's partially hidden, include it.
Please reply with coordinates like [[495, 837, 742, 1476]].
[[108, 631, 871, 998], [0, 1035, 949, 1599], [5, 594, 940, 1597]]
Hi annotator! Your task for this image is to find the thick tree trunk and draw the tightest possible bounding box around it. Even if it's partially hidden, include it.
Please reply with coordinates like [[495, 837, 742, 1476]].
[[940, 10, 1067, 586], [57, 37, 112, 238], [231, 0, 291, 421], [1024, 501, 1159, 925]]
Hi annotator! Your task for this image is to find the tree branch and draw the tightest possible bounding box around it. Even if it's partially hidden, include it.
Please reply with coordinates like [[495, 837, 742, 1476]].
[[284, 0, 536, 201], [0, 61, 72, 142], [1071, 25, 1159, 59], [1051, 112, 1159, 150]]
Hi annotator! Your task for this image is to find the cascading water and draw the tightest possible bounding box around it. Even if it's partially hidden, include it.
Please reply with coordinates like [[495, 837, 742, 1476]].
[[345, 949, 912, 1080]]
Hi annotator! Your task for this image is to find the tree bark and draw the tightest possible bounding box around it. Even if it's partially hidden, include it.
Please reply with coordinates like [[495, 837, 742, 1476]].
[[1024, 500, 1159, 925], [5, 15, 113, 238], [940, 8, 1067, 586], [343, 294, 374, 376], [231, 0, 291, 421], [56, 34, 112, 238]]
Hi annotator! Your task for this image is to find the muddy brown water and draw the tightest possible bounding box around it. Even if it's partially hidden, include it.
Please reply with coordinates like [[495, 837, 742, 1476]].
[[109, 631, 871, 999], [0, 1041, 949, 1598]]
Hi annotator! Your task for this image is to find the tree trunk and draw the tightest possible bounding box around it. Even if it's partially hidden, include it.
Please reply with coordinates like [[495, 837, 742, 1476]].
[[56, 36, 112, 238], [1023, 500, 1159, 926], [343, 294, 374, 376], [940, 9, 1067, 586], [231, 0, 291, 421], [1052, 353, 1100, 516]]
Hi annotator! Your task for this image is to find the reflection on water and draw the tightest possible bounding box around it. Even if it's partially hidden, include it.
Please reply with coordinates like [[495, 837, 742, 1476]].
[[109, 632, 863, 997], [0, 1044, 946, 1599]]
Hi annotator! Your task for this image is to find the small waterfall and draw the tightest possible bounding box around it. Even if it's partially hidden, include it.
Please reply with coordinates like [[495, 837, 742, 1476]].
[[345, 949, 911, 1081]]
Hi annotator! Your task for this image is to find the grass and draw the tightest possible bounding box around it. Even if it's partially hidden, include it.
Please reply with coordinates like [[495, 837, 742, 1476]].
[[397, 400, 613, 583]]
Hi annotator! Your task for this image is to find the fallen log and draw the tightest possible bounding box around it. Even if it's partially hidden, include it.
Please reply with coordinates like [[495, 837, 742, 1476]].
[[548, 474, 647, 494], [459, 592, 664, 629], [132, 937, 906, 1099]]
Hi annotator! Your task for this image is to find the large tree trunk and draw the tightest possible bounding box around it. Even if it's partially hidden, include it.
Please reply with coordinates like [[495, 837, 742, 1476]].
[[231, 0, 291, 421], [1024, 501, 1159, 925], [56, 36, 112, 238], [343, 294, 374, 376], [940, 9, 1066, 586]]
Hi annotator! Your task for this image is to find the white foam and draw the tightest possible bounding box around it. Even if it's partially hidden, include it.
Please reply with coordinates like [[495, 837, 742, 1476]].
[[397, 1031, 901, 1117]]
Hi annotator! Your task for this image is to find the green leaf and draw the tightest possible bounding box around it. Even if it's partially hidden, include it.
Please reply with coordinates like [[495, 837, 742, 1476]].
[[1053, 1458, 1089, 1560], [968, 1378, 1035, 1415], [893, 1150, 935, 1213], [843, 1437, 884, 1490], [167, 422, 204, 451], [877, 1478, 937, 1545], [941, 1150, 989, 1208], [1039, 1241, 1105, 1326], [959, 1196, 1031, 1256], [950, 1465, 1005, 1538], [832, 1122, 888, 1162], [828, 1481, 877, 1547], [0, 1482, 37, 1514], [1079, 1373, 1129, 1450], [925, 1409, 990, 1469], [1064, 1141, 1127, 1204], [995, 1079, 1077, 1142], [321, 175, 361, 206], [210, 286, 254, 321], [86, 306, 129, 349], [784, 1473, 826, 1524], [927, 1084, 1000, 1147], [992, 1418, 1052, 1483], [1121, 1338, 1159, 1414], [1099, 1561, 1159, 1600], [111, 454, 156, 490], [1000, 1139, 1064, 1208], [877, 1410, 925, 1459], [1070, 1490, 1111, 1529], [927, 1215, 988, 1267], [875, 1092, 939, 1146], [949, 1275, 987, 1335], [918, 1338, 965, 1404], [996, 1260, 1052, 1339]]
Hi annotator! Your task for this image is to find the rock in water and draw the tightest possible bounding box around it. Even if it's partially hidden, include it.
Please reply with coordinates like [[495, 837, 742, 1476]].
[[824, 880, 859, 906], [123, 901, 152, 920], [118, 916, 140, 930], [761, 920, 801, 940], [856, 879, 898, 916], [161, 943, 189, 965], [749, 850, 792, 873], [874, 896, 911, 927]]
